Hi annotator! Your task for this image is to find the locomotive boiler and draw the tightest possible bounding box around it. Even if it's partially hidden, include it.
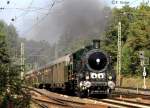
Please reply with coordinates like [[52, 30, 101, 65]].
[[25, 40, 116, 97]]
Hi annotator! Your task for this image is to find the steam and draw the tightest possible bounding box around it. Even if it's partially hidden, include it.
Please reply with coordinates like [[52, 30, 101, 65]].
[[29, 0, 110, 44]]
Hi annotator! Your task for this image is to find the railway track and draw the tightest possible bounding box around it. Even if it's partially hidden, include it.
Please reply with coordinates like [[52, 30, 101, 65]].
[[32, 98, 71, 108], [99, 98, 150, 108], [28, 87, 150, 108], [30, 89, 83, 108], [29, 88, 107, 108], [115, 87, 150, 96], [100, 87, 150, 107], [32, 99, 49, 108], [111, 93, 150, 105], [32, 95, 85, 108]]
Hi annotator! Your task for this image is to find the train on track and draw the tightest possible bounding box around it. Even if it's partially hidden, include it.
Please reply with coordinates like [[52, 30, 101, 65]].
[[25, 40, 116, 97]]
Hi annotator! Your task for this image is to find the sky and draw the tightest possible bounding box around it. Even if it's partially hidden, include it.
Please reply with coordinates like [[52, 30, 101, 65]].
[[0, 0, 52, 38], [0, 0, 147, 40]]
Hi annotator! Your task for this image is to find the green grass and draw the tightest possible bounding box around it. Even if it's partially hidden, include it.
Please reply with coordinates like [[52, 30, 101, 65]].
[[119, 76, 150, 89]]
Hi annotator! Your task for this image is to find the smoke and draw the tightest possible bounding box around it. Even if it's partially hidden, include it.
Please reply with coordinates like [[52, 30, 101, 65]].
[[29, 0, 110, 44]]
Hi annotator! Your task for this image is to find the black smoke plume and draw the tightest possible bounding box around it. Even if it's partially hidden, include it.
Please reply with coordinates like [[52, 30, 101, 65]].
[[30, 0, 111, 44]]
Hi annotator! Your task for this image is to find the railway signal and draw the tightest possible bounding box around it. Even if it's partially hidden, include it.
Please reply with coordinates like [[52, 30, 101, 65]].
[[143, 66, 146, 89], [143, 67, 146, 77], [139, 51, 149, 89]]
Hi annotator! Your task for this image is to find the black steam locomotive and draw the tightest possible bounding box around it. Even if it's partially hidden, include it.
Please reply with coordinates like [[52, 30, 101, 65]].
[[25, 40, 116, 97]]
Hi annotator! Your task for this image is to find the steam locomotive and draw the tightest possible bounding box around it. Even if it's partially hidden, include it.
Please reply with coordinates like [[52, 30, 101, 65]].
[[25, 40, 116, 97]]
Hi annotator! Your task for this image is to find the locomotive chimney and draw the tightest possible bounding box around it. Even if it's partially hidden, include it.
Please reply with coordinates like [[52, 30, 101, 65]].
[[93, 40, 100, 49]]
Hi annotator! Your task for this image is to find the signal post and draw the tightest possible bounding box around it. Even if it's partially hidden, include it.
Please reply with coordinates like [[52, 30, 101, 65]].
[[139, 51, 149, 89]]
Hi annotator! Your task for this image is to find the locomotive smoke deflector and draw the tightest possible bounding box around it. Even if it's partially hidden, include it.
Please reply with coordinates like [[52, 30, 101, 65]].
[[93, 40, 100, 49]]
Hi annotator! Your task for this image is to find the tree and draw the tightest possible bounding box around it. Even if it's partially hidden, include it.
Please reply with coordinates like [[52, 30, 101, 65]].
[[103, 4, 150, 76], [6, 24, 19, 58], [0, 21, 30, 108], [0, 20, 10, 94]]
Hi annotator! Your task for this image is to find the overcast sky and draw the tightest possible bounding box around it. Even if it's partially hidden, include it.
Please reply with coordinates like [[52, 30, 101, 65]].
[[0, 0, 145, 40]]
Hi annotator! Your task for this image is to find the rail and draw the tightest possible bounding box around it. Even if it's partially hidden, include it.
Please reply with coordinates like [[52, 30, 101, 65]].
[[115, 87, 150, 95]]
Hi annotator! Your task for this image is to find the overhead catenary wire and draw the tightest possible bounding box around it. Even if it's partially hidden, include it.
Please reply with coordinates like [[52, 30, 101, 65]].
[[0, 0, 12, 12], [0, 0, 35, 21], [9, 0, 59, 26], [20, 0, 58, 37], [11, 0, 34, 21], [1, 7, 50, 11], [13, 0, 58, 21]]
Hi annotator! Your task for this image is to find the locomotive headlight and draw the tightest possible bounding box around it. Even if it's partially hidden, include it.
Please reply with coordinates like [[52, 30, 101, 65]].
[[84, 81, 91, 88], [108, 81, 115, 89], [79, 81, 91, 88], [97, 73, 105, 79], [108, 76, 112, 80], [90, 73, 97, 79]]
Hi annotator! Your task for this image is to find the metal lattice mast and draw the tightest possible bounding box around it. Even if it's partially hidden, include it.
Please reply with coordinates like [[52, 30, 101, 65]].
[[21, 42, 25, 80], [117, 21, 121, 86]]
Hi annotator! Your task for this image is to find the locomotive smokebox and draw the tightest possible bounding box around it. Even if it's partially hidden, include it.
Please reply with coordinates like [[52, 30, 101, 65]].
[[93, 40, 100, 49]]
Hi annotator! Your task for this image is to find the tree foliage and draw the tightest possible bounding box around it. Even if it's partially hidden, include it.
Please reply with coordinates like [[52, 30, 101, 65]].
[[0, 20, 10, 93], [103, 4, 150, 76], [0, 20, 30, 108]]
